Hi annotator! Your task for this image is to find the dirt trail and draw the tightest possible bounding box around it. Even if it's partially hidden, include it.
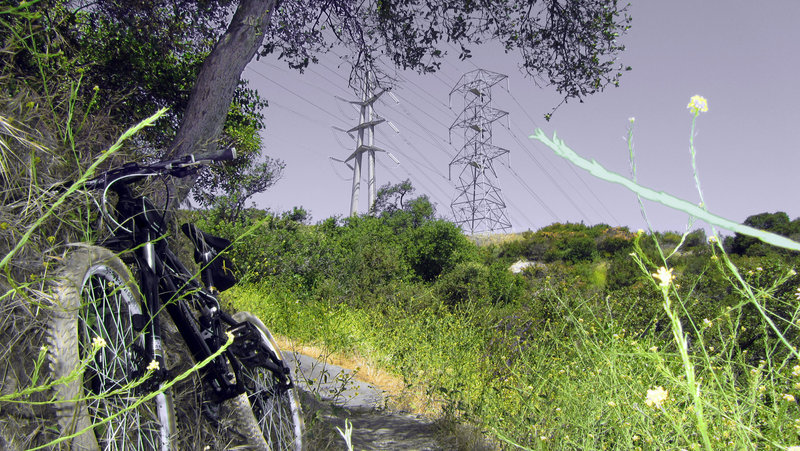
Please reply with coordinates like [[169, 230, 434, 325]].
[[285, 352, 452, 450]]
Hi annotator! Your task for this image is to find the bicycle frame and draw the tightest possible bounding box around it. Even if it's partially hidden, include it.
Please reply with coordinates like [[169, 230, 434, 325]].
[[91, 158, 290, 405]]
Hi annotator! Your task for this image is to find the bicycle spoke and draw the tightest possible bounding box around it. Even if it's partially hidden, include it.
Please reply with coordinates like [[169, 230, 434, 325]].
[[76, 266, 169, 450], [230, 312, 303, 451]]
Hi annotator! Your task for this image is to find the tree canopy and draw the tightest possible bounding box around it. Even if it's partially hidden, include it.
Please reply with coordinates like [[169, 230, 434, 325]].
[[727, 212, 800, 257], [2, 0, 633, 207], [261, 0, 632, 101]]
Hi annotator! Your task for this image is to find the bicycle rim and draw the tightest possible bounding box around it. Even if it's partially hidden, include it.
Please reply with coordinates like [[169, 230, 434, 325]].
[[232, 312, 303, 451], [82, 264, 173, 450], [50, 246, 175, 450]]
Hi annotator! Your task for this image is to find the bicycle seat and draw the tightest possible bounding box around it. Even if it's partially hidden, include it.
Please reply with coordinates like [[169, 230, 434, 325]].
[[181, 223, 237, 291]]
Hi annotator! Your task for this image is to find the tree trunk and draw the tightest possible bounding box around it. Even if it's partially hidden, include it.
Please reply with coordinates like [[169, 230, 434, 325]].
[[167, 0, 277, 204]]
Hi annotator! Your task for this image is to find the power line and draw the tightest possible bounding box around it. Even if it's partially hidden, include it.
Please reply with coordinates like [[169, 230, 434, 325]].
[[374, 129, 455, 203], [264, 100, 330, 127], [503, 163, 561, 224], [377, 128, 448, 180], [501, 121, 596, 223], [393, 73, 452, 114], [503, 86, 622, 225], [248, 64, 347, 125], [380, 87, 452, 131], [379, 94, 454, 157], [503, 120, 603, 222], [489, 167, 544, 231], [250, 50, 619, 230]]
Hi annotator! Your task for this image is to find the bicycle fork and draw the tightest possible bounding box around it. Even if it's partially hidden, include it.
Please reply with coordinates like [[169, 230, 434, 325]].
[[138, 238, 175, 450]]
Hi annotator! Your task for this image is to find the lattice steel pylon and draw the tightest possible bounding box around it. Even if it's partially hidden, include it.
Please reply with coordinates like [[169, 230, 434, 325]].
[[448, 69, 511, 234]]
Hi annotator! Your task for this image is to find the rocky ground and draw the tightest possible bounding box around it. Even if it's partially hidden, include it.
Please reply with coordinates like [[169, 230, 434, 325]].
[[285, 352, 452, 450]]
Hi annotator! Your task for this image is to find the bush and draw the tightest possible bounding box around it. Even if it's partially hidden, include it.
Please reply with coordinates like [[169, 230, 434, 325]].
[[596, 226, 635, 257], [405, 219, 474, 282], [435, 261, 491, 307], [606, 253, 642, 290]]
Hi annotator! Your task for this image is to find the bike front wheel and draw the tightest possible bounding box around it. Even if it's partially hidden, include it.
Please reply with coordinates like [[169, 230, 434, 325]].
[[48, 245, 176, 450], [227, 311, 304, 451]]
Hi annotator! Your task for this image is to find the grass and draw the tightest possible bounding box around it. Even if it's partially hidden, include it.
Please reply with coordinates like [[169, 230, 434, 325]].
[[225, 252, 800, 449], [3, 10, 799, 447], [222, 95, 800, 450]]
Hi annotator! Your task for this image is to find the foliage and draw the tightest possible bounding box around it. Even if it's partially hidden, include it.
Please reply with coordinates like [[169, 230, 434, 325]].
[[189, 80, 286, 221], [0, 0, 276, 208], [261, 0, 631, 110], [435, 260, 524, 307], [373, 178, 415, 215], [224, 224, 800, 449], [1, 1, 224, 145], [216, 90, 800, 449], [727, 211, 800, 257], [494, 222, 636, 264]]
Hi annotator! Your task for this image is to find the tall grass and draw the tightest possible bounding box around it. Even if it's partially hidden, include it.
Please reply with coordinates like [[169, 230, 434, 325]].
[[224, 96, 800, 450], [0, 8, 239, 448]]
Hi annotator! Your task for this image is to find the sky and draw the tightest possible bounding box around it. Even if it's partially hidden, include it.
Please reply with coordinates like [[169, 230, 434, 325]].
[[243, 1, 800, 236]]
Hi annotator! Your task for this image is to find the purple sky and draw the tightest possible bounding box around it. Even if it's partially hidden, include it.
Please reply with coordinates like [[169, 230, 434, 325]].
[[244, 1, 800, 235]]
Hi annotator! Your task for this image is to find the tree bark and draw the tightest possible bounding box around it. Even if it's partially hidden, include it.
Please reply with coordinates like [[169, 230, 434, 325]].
[[167, 0, 277, 204]]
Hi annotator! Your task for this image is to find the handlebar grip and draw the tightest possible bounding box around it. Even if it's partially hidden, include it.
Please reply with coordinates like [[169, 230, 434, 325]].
[[214, 147, 237, 162]]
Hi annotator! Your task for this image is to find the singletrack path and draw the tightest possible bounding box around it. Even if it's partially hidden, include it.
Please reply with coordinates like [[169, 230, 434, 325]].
[[284, 352, 449, 450]]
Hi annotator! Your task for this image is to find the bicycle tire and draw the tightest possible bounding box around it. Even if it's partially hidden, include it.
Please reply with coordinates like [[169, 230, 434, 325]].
[[226, 311, 304, 451], [48, 244, 176, 450]]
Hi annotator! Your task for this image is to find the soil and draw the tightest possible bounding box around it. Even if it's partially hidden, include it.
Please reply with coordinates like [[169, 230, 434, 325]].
[[286, 352, 453, 450]]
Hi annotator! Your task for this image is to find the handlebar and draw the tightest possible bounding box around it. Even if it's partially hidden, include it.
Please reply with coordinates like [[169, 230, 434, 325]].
[[84, 148, 237, 191], [70, 148, 238, 234]]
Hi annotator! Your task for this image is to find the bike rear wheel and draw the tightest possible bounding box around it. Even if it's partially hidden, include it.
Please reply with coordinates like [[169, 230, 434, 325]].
[[49, 245, 176, 450], [228, 311, 304, 451]]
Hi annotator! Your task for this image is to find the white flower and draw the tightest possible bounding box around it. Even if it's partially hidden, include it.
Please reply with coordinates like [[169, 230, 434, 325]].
[[146, 360, 160, 372], [702, 318, 713, 328], [652, 267, 675, 288], [645, 386, 668, 408], [783, 393, 796, 403], [92, 337, 107, 348], [687, 95, 709, 115]]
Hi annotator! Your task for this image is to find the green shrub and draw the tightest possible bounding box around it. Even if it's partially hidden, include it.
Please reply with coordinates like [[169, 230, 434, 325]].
[[606, 252, 642, 290], [435, 261, 491, 307], [596, 226, 635, 257], [405, 219, 474, 282]]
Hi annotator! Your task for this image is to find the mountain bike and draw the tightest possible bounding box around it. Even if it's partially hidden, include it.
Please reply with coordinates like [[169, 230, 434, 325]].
[[47, 149, 303, 450]]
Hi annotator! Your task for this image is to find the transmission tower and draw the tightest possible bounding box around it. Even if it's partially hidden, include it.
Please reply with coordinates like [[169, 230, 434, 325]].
[[448, 69, 511, 234], [334, 70, 397, 216]]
